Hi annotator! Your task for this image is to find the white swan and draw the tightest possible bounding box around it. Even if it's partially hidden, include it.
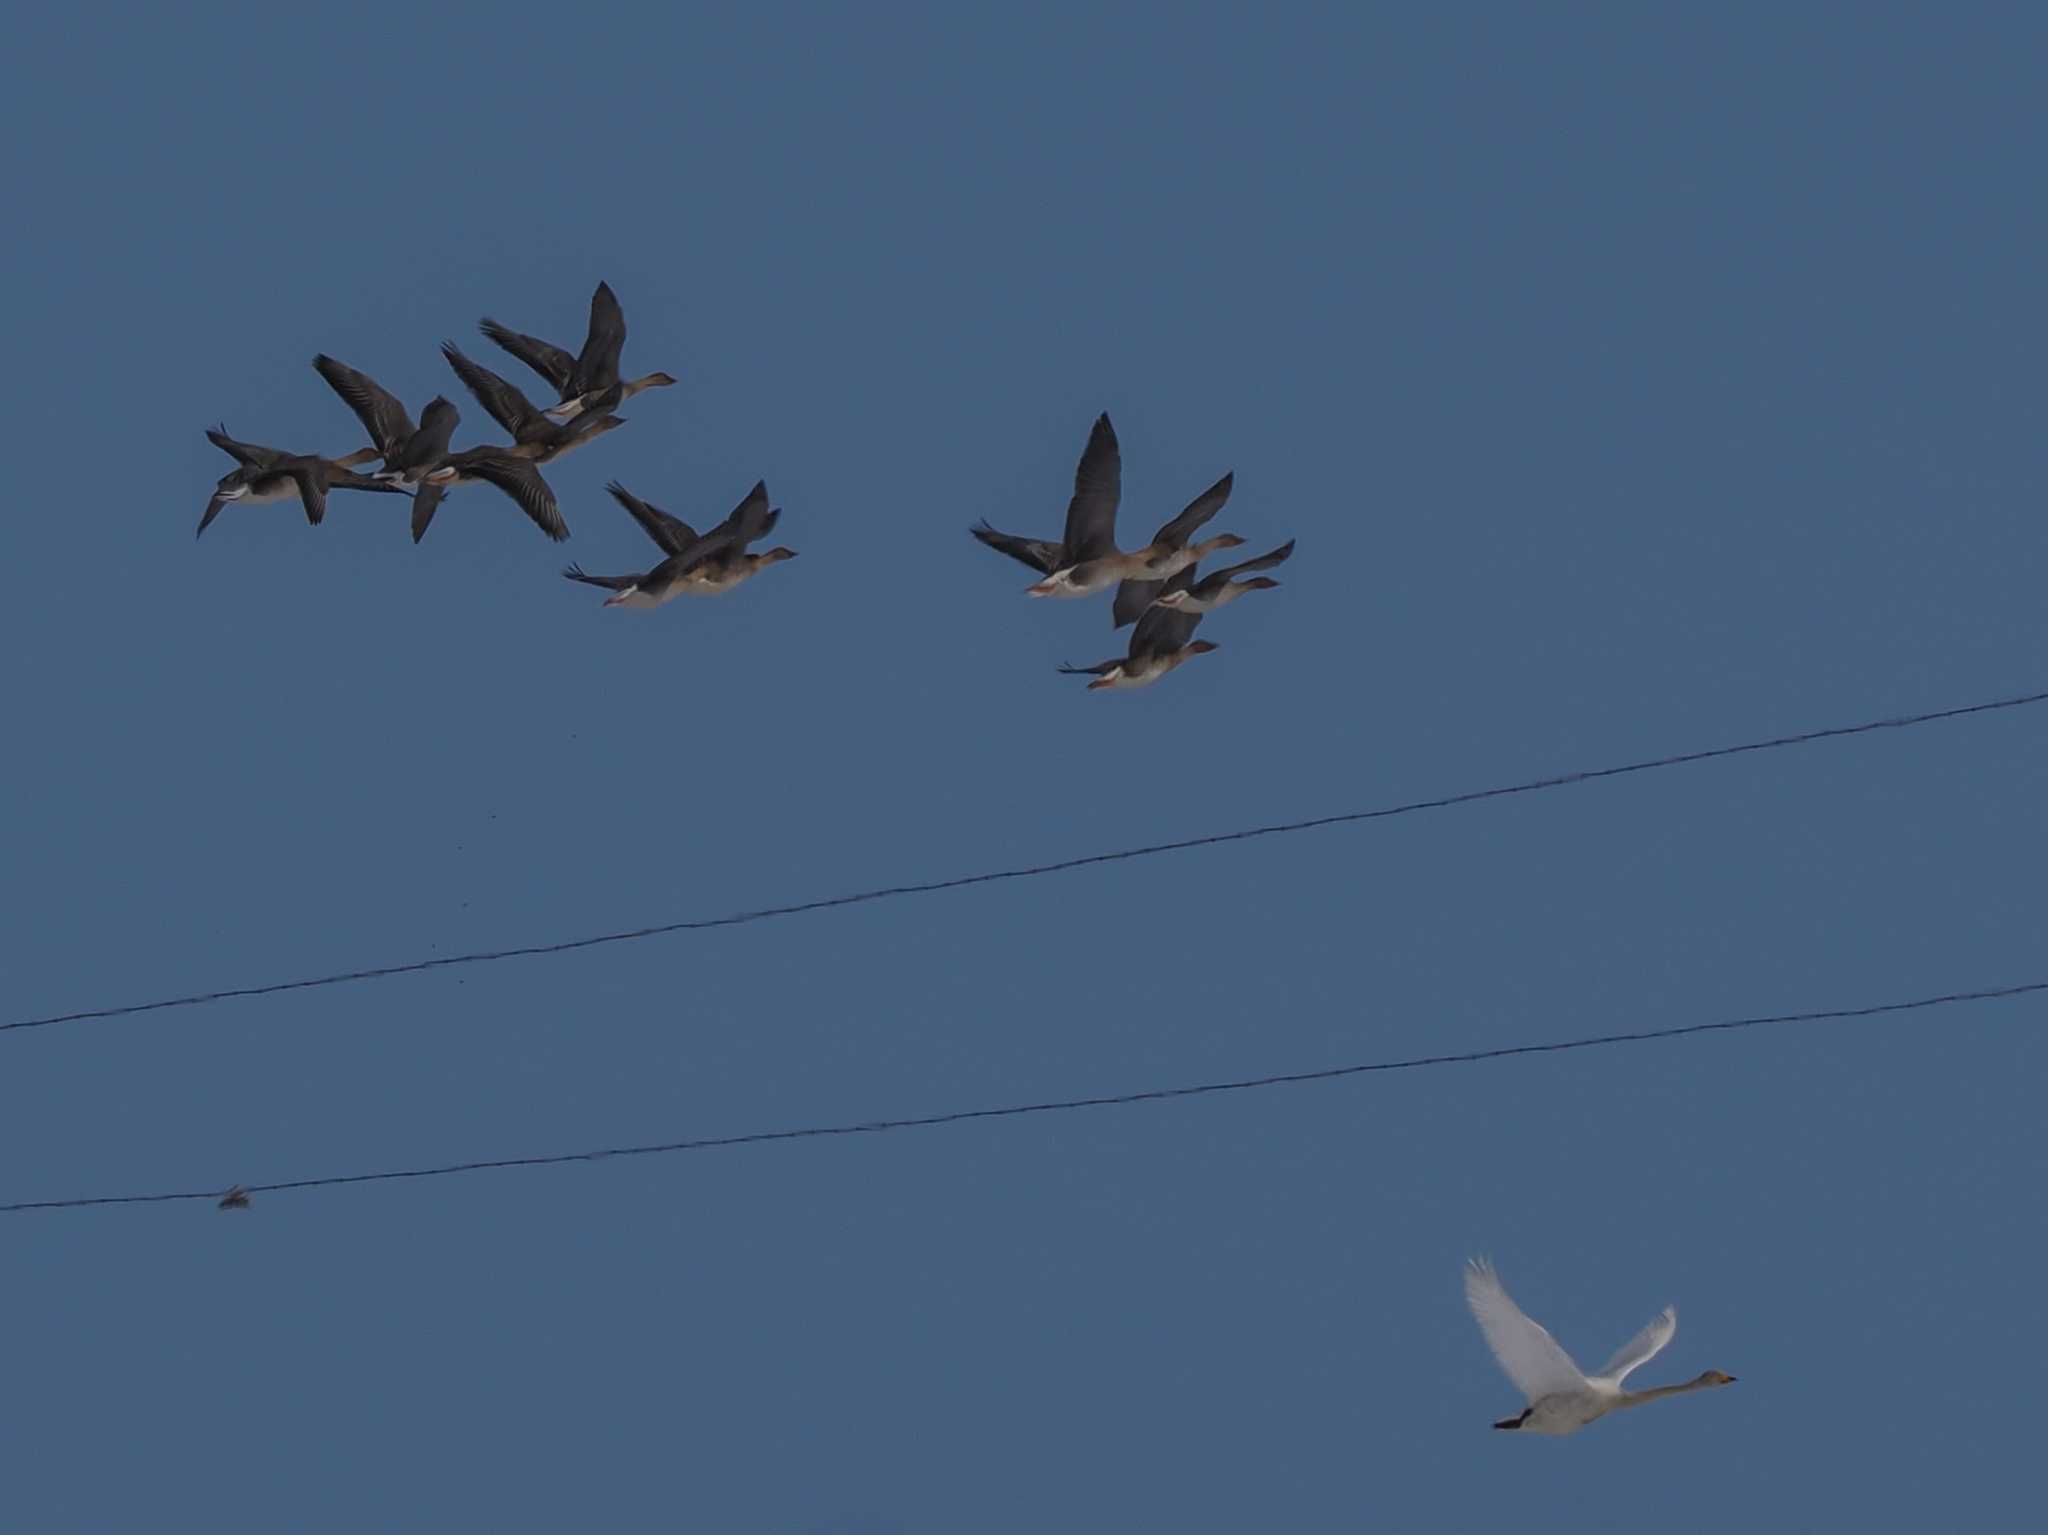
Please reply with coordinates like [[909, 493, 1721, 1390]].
[[1464, 1258, 1735, 1435]]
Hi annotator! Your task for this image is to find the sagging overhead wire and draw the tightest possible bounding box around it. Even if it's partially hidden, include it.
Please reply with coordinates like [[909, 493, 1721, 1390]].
[[8, 685, 2043, 1039], [3, 976, 2039, 1214]]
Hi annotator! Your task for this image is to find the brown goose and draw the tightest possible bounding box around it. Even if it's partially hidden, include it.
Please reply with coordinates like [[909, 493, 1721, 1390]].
[[310, 355, 459, 486], [973, 414, 1243, 600], [1105, 473, 1246, 623], [972, 412, 1122, 592], [478, 280, 676, 425], [1058, 564, 1219, 691], [198, 426, 406, 537], [563, 480, 795, 607], [1138, 539, 1293, 619], [439, 342, 625, 462]]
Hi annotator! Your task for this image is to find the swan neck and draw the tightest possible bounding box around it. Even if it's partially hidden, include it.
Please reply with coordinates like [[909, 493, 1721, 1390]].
[[1615, 1376, 1716, 1410]]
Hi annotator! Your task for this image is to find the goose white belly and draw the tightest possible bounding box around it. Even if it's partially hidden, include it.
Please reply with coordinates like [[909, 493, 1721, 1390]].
[[237, 477, 300, 505], [1092, 659, 1177, 691], [1032, 562, 1128, 597], [602, 586, 668, 610], [1173, 586, 1248, 615]]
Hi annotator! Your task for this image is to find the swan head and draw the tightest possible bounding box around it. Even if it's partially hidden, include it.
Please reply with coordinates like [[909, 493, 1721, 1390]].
[[1241, 576, 1281, 591], [1695, 1370, 1737, 1387]]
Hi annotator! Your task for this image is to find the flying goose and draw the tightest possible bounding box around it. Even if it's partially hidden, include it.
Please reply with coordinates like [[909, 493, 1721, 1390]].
[[972, 412, 1121, 594], [563, 480, 796, 607], [478, 280, 676, 424], [198, 426, 407, 537], [973, 414, 1243, 601], [310, 354, 459, 486], [1147, 539, 1294, 616], [1058, 564, 1219, 691], [439, 342, 625, 462], [1105, 473, 1247, 623]]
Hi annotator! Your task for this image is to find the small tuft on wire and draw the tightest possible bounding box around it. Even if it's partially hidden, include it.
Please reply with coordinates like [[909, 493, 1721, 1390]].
[[3, 976, 2037, 1215]]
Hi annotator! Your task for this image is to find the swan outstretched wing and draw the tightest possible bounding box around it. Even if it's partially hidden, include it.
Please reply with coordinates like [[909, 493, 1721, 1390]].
[[1596, 1305, 1677, 1385], [1464, 1259, 1586, 1401]]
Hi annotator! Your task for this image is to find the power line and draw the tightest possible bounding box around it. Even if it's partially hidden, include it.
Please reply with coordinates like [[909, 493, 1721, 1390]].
[[4, 976, 2039, 1214], [10, 686, 2043, 1038]]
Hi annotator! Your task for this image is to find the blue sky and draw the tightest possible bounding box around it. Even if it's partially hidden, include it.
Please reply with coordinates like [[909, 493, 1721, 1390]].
[[3, 3, 2043, 1529]]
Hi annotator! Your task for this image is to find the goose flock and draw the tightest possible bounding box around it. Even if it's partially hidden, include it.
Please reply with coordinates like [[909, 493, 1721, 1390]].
[[198, 288, 1302, 693], [200, 281, 792, 602], [971, 412, 1296, 690]]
